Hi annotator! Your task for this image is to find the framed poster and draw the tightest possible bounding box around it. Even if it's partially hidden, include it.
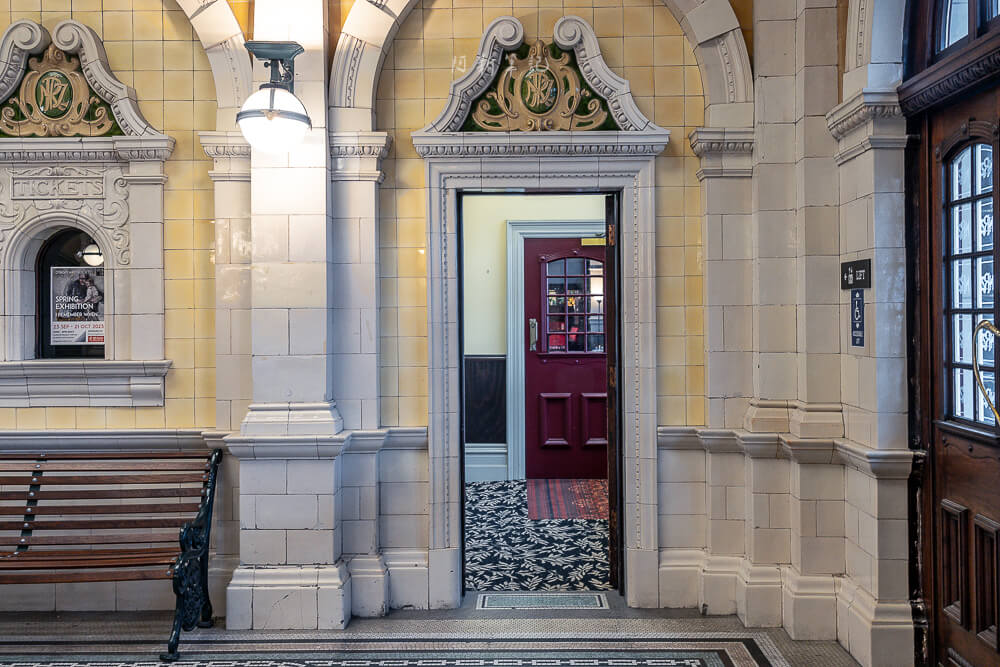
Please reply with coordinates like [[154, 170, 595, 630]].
[[50, 267, 105, 345]]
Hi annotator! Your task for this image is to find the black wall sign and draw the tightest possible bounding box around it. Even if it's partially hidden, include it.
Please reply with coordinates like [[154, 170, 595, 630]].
[[841, 259, 872, 290]]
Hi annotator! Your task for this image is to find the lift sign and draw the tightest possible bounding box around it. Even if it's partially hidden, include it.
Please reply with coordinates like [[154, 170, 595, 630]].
[[851, 289, 864, 347]]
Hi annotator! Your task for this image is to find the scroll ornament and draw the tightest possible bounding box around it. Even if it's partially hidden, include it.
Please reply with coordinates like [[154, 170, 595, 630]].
[[0, 44, 116, 137], [471, 40, 611, 132], [974, 319, 1000, 423]]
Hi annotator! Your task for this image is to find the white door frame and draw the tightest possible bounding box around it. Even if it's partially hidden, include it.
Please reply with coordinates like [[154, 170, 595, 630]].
[[504, 219, 604, 480]]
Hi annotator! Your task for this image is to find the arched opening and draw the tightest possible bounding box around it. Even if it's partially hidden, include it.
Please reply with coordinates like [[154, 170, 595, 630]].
[[34, 228, 105, 360]]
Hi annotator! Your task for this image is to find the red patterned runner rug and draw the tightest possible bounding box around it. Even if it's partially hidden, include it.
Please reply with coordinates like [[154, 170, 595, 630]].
[[527, 478, 609, 520]]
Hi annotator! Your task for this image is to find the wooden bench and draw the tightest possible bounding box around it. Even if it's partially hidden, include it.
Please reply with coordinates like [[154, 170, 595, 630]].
[[0, 449, 223, 661]]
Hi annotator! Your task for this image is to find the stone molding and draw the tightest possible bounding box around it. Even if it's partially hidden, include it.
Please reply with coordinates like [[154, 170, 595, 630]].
[[199, 131, 250, 182], [412, 131, 671, 158], [0, 359, 170, 407], [657, 426, 915, 479], [688, 127, 753, 180], [0, 136, 174, 163], [420, 16, 661, 135], [224, 424, 428, 460], [688, 127, 754, 156], [0, 427, 204, 449], [329, 131, 392, 182], [826, 89, 902, 141]]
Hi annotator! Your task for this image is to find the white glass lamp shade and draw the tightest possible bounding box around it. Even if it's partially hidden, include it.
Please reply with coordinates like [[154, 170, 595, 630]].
[[79, 243, 104, 267], [237, 87, 311, 154]]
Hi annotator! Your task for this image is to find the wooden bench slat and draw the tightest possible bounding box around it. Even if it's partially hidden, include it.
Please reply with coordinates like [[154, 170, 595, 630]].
[[0, 533, 179, 546], [0, 568, 173, 584], [0, 461, 209, 472], [0, 547, 179, 559], [0, 554, 178, 569], [0, 473, 207, 485], [0, 503, 202, 516], [0, 452, 210, 460], [0, 488, 203, 501], [0, 518, 189, 530]]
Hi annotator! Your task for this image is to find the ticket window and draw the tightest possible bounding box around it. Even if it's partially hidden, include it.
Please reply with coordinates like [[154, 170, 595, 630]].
[[36, 229, 106, 359]]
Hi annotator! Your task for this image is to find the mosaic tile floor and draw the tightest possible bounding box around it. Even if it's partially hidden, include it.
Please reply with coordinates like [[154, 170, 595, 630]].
[[464, 480, 611, 591], [0, 598, 861, 666]]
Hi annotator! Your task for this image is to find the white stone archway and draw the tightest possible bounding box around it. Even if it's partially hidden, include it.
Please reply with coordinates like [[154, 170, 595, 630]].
[[174, 0, 253, 130]]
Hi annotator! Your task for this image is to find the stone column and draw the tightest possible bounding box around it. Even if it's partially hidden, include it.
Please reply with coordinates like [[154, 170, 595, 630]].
[[789, 0, 844, 440], [223, 0, 352, 630], [744, 0, 799, 433], [826, 88, 914, 667], [736, 433, 788, 627], [690, 128, 754, 429], [782, 441, 845, 640], [198, 130, 251, 615]]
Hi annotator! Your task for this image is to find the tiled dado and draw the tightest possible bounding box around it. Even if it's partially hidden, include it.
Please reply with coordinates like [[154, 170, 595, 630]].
[[655, 426, 915, 667]]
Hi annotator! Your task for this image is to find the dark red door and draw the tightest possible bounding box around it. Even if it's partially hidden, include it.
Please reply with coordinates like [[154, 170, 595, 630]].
[[524, 238, 607, 479]]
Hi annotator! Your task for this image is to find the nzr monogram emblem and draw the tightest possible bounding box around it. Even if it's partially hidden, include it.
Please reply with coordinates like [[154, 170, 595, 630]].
[[521, 67, 557, 114], [36, 71, 73, 118]]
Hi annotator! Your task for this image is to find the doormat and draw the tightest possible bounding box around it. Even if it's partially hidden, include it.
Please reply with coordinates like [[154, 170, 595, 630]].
[[477, 592, 609, 609], [527, 478, 609, 519]]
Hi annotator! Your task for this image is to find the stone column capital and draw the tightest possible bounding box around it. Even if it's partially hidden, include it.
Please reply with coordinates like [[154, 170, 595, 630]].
[[329, 131, 392, 183], [198, 131, 250, 182], [688, 127, 754, 180]]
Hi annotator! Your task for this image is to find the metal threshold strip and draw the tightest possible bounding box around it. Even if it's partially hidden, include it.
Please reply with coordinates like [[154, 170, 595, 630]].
[[476, 592, 609, 610]]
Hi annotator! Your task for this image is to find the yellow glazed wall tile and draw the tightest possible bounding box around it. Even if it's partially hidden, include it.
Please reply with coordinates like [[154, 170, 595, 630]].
[[0, 408, 15, 428], [16, 408, 45, 429], [134, 407, 166, 429], [131, 9, 161, 40], [45, 407, 76, 429], [75, 408, 107, 429], [106, 407, 136, 429]]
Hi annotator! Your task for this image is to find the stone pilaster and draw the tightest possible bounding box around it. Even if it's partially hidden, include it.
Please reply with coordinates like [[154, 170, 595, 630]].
[[690, 129, 754, 430], [328, 132, 391, 431], [736, 433, 788, 627]]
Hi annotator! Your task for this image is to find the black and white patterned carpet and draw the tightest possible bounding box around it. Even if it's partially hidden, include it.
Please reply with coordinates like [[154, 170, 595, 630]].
[[464, 480, 611, 591]]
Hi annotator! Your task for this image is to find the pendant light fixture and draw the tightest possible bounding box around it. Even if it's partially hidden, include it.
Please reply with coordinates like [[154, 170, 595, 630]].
[[237, 41, 312, 154]]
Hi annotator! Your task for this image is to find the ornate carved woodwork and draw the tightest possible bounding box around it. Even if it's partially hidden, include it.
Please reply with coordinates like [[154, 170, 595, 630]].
[[907, 4, 1000, 660], [941, 498, 970, 627], [973, 513, 1000, 648]]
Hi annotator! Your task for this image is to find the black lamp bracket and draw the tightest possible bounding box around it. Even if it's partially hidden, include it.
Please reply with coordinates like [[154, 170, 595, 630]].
[[245, 41, 305, 94]]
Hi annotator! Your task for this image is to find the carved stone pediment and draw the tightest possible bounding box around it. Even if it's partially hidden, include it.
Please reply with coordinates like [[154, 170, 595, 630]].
[[419, 16, 664, 137], [0, 20, 162, 138], [0, 20, 175, 268]]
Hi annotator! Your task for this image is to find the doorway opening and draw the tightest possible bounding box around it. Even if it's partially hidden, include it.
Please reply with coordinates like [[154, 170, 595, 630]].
[[459, 192, 621, 593]]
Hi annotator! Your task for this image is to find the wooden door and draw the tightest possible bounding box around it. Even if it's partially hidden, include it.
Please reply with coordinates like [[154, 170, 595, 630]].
[[917, 87, 1000, 667], [523, 238, 608, 479]]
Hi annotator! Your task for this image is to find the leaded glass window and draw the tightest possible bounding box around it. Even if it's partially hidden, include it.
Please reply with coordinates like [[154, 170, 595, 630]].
[[947, 143, 996, 425], [939, 0, 971, 50], [544, 257, 605, 353]]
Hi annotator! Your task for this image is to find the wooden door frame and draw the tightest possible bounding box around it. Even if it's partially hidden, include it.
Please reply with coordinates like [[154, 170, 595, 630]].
[[504, 218, 606, 481]]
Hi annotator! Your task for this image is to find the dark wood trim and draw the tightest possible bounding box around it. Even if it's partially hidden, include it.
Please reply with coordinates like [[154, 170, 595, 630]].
[[941, 498, 971, 628], [972, 513, 1000, 649], [604, 192, 623, 593], [900, 30, 1000, 116]]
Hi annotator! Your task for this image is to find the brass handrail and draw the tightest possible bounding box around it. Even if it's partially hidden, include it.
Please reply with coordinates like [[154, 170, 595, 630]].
[[973, 319, 1000, 424]]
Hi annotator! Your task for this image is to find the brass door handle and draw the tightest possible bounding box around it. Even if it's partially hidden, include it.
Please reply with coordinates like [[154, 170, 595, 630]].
[[529, 318, 538, 351]]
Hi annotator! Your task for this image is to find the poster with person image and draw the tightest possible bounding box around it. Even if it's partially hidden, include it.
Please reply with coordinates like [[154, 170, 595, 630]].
[[50, 267, 105, 345]]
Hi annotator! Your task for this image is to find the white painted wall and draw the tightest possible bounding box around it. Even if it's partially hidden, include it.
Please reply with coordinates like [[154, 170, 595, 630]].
[[461, 194, 606, 355]]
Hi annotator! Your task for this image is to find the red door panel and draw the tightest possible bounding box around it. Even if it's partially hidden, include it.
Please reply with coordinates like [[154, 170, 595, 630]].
[[524, 238, 607, 479], [580, 393, 608, 448], [538, 392, 571, 447]]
